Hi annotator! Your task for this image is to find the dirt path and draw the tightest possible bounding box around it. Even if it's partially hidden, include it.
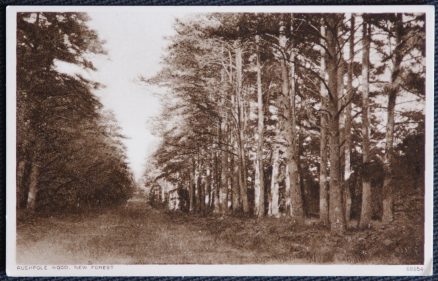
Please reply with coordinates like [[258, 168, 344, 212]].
[[17, 193, 422, 265], [17, 195, 261, 264]]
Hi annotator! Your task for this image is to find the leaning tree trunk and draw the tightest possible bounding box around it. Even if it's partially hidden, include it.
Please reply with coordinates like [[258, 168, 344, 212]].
[[359, 18, 372, 229], [254, 35, 265, 218], [319, 19, 330, 225], [382, 13, 403, 224], [344, 14, 355, 223], [287, 16, 304, 224], [326, 15, 346, 234]]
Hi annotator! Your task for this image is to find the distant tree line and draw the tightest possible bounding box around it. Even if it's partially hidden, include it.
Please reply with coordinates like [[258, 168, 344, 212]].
[[144, 13, 425, 232], [17, 12, 135, 213]]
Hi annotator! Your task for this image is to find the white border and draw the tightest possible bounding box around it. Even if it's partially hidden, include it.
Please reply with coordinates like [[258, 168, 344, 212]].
[[6, 5, 435, 277]]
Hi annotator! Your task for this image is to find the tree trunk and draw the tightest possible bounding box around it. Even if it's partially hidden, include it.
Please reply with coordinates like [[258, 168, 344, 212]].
[[235, 39, 249, 214], [212, 159, 219, 213], [206, 164, 212, 210], [285, 164, 291, 215], [279, 20, 291, 215], [319, 19, 329, 225], [268, 19, 289, 219], [382, 13, 403, 224], [217, 63, 229, 214], [269, 147, 280, 217], [382, 92, 396, 223], [231, 154, 240, 212], [197, 163, 204, 213], [213, 146, 221, 214], [225, 143, 233, 214], [220, 148, 229, 213], [17, 160, 28, 209], [189, 158, 196, 212], [254, 34, 265, 218], [26, 161, 39, 211], [326, 15, 346, 234], [195, 159, 202, 212], [287, 17, 304, 224], [359, 18, 372, 229], [344, 14, 355, 223], [254, 159, 261, 215]]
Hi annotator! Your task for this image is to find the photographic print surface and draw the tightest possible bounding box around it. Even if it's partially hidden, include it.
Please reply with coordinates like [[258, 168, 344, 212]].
[[6, 5, 434, 276]]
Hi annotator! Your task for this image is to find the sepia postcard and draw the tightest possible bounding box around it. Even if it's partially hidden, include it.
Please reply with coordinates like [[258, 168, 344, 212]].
[[6, 5, 434, 276]]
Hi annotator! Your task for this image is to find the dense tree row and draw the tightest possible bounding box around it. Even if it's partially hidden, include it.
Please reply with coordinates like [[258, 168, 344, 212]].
[[144, 13, 425, 232], [17, 12, 135, 212]]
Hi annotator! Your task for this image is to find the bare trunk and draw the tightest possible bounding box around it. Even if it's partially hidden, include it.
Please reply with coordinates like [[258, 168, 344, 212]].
[[17, 160, 28, 209], [382, 13, 403, 224], [217, 63, 229, 214], [197, 163, 205, 213], [231, 154, 240, 212], [344, 14, 355, 223], [189, 158, 196, 212], [225, 145, 233, 213], [195, 159, 202, 212], [224, 126, 232, 214], [213, 154, 220, 213], [268, 19, 290, 219], [254, 159, 261, 215], [254, 35, 265, 218], [359, 18, 372, 229], [319, 19, 329, 225], [382, 92, 396, 223], [326, 15, 346, 234], [269, 147, 280, 217], [285, 164, 291, 215], [26, 162, 39, 211], [220, 147, 229, 213], [287, 17, 304, 223], [206, 164, 212, 210], [226, 48, 238, 214], [235, 40, 249, 214]]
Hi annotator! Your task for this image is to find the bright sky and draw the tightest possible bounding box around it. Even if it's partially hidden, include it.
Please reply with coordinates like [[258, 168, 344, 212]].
[[84, 10, 179, 181]]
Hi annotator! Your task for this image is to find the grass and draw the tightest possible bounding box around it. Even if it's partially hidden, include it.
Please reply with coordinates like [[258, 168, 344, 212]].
[[16, 192, 423, 265]]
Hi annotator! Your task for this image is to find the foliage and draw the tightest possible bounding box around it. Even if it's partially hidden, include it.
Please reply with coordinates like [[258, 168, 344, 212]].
[[144, 12, 425, 230], [17, 12, 134, 213]]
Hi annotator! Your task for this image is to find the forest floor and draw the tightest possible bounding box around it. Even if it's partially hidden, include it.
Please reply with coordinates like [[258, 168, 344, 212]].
[[16, 191, 423, 265]]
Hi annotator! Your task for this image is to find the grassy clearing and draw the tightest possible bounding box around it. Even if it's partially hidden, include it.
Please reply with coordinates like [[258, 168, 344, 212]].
[[17, 193, 423, 265], [17, 196, 261, 264]]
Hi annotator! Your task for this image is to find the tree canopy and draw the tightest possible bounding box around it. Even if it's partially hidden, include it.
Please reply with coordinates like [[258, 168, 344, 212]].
[[17, 12, 135, 212]]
